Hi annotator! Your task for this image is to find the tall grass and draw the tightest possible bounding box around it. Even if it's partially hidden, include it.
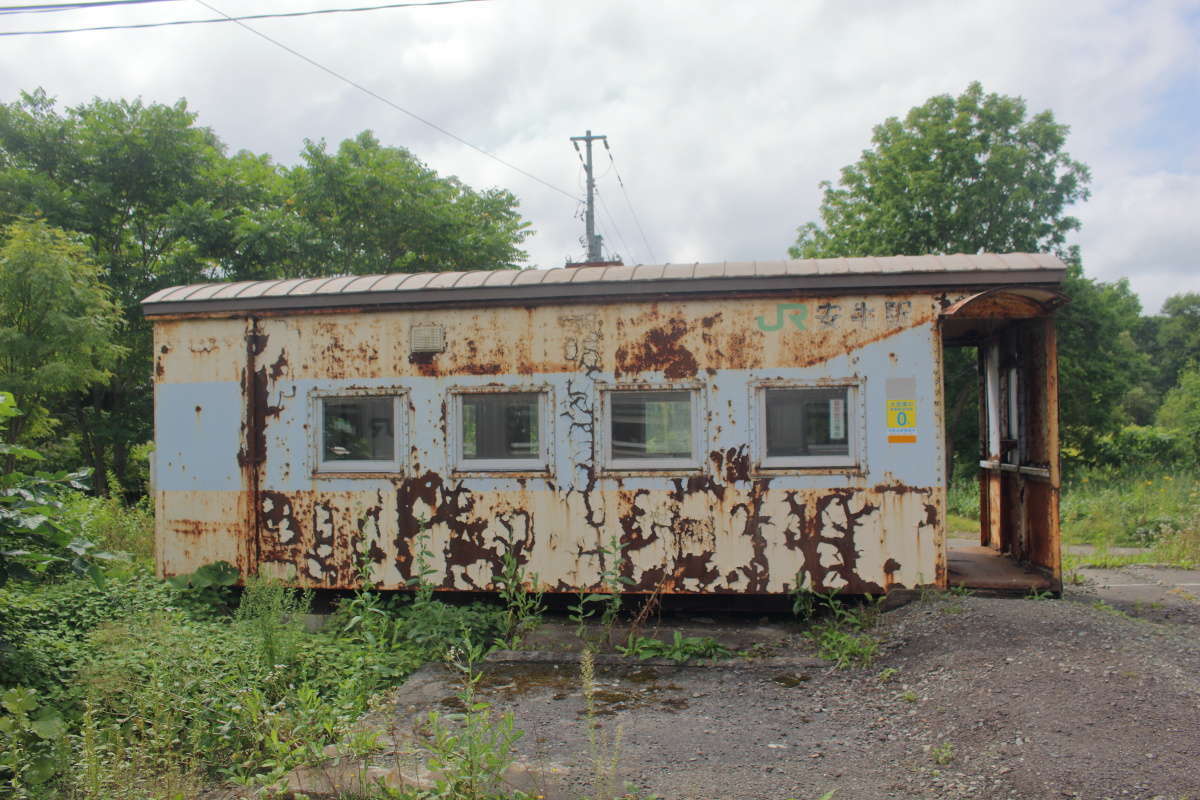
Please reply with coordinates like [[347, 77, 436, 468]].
[[1060, 466, 1198, 549], [947, 466, 1200, 562], [62, 493, 154, 565]]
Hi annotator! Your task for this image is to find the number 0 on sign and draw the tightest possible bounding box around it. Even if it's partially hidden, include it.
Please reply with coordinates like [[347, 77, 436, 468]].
[[887, 399, 915, 429], [886, 398, 917, 443]]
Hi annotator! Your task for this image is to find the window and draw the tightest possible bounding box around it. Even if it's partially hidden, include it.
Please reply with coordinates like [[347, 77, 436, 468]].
[[605, 389, 698, 469], [316, 392, 404, 473], [455, 391, 548, 471], [759, 385, 856, 468]]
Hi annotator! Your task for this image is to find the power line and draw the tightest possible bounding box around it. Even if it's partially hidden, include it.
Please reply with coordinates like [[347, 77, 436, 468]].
[[602, 139, 657, 264], [189, 0, 582, 204], [0, 0, 176, 13], [595, 186, 633, 264], [0, 0, 489, 34]]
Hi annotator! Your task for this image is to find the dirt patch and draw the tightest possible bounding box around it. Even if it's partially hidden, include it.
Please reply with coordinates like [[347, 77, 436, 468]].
[[446, 588, 1200, 800]]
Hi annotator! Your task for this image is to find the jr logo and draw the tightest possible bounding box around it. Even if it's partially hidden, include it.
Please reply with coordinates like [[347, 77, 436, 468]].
[[756, 303, 808, 332]]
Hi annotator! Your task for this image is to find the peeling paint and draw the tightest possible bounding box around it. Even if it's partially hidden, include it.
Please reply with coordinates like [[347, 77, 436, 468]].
[[154, 291, 974, 593]]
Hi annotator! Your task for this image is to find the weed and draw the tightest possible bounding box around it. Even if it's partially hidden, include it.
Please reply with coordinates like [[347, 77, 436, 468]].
[[804, 592, 880, 669], [790, 574, 817, 621], [625, 573, 668, 644], [618, 632, 733, 664], [900, 690, 919, 703], [917, 576, 937, 604], [1059, 466, 1198, 550], [64, 492, 155, 566], [570, 536, 634, 644], [580, 647, 623, 800], [401, 531, 504, 656], [930, 741, 955, 765], [947, 584, 973, 598], [1026, 587, 1054, 601], [876, 667, 899, 684], [1091, 600, 1134, 620], [492, 543, 545, 649], [235, 572, 312, 676], [165, 560, 240, 617], [809, 625, 879, 668], [0, 686, 68, 795], [419, 637, 527, 800], [940, 604, 965, 615]]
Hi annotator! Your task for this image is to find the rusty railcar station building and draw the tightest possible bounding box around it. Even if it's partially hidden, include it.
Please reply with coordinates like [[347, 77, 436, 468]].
[[142, 254, 1067, 595]]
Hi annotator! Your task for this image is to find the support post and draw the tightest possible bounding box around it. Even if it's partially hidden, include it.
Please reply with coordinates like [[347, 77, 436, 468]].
[[570, 129, 607, 261]]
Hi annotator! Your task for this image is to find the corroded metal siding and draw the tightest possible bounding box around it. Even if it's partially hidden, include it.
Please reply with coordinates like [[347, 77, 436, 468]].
[[154, 292, 952, 593]]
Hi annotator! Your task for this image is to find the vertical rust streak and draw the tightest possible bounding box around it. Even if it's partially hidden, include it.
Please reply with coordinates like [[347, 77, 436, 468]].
[[244, 316, 264, 576], [1044, 316, 1062, 585]]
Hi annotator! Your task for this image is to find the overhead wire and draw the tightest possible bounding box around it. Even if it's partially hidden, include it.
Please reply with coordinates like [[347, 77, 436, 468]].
[[182, 0, 581, 205], [602, 139, 657, 265], [0, 0, 494, 35], [595, 187, 633, 264], [0, 0, 177, 14], [573, 137, 627, 261]]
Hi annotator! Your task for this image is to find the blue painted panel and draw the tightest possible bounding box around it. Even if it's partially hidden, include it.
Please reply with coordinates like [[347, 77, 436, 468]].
[[255, 322, 942, 495], [155, 382, 244, 492]]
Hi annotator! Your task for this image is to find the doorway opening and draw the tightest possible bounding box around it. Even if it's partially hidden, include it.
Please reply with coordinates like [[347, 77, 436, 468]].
[[940, 288, 1067, 593]]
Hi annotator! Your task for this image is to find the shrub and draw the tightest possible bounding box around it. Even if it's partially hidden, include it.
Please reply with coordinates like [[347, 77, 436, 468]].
[[62, 492, 155, 565], [0, 570, 175, 702], [1093, 425, 1192, 469], [1158, 364, 1200, 461]]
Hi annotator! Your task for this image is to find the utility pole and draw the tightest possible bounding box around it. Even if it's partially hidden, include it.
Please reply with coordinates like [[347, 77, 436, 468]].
[[570, 129, 606, 262]]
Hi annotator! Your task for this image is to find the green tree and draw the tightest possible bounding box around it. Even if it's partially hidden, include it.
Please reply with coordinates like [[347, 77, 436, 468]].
[[0, 220, 124, 449], [1054, 255, 1148, 456], [0, 90, 238, 494], [287, 131, 531, 275], [0, 90, 533, 494], [786, 83, 1145, 463], [1157, 364, 1200, 461], [790, 81, 1090, 259], [1146, 293, 1200, 393]]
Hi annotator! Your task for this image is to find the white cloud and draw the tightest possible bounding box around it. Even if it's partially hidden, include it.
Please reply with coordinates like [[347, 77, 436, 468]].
[[0, 0, 1196, 312]]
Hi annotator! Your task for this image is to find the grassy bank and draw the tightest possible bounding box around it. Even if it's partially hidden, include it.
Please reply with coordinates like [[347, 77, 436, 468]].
[[947, 466, 1199, 567]]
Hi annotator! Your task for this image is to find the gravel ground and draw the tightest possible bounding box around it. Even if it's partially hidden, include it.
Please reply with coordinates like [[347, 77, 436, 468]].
[[442, 585, 1200, 800]]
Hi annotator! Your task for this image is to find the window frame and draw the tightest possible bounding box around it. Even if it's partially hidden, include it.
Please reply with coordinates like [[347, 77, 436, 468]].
[[599, 382, 704, 472], [450, 385, 553, 474], [753, 379, 863, 471], [312, 387, 407, 475]]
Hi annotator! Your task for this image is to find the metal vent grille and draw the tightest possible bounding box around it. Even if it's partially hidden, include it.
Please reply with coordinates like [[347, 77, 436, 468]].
[[410, 324, 446, 354]]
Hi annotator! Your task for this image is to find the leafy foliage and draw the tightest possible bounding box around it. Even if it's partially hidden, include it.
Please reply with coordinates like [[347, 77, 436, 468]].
[[1055, 256, 1150, 456], [618, 632, 733, 664], [491, 543, 545, 649], [289, 131, 531, 275], [165, 560, 240, 616], [1157, 363, 1200, 462], [790, 81, 1090, 259], [805, 591, 881, 669], [0, 686, 68, 796], [419, 637, 527, 800], [0, 89, 532, 495], [0, 569, 174, 703], [0, 220, 124, 447], [0, 393, 112, 586]]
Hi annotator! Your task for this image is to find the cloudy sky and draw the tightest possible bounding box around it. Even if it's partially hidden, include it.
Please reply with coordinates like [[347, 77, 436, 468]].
[[0, 0, 1196, 312]]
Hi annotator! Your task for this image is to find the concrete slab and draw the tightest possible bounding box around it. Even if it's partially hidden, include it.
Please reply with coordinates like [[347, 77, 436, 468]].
[[1076, 563, 1200, 622]]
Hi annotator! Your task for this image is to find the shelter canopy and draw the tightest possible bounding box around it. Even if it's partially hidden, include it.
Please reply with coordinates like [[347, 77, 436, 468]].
[[142, 252, 1067, 317]]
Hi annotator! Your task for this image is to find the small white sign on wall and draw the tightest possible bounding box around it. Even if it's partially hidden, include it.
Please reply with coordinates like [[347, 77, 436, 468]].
[[829, 397, 846, 440]]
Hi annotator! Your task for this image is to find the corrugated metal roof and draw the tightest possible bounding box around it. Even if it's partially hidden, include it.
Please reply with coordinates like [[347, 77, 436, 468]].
[[142, 253, 1067, 316]]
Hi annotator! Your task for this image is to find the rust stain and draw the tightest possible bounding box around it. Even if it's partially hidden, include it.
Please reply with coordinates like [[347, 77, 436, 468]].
[[614, 318, 699, 379], [709, 446, 751, 484]]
